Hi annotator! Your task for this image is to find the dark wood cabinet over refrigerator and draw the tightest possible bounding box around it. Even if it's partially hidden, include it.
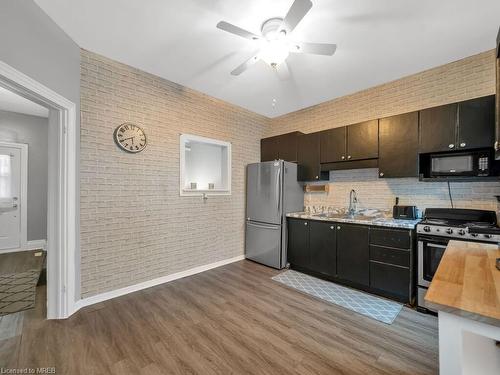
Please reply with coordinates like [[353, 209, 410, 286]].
[[419, 96, 495, 154], [379, 112, 419, 178], [260, 131, 303, 162]]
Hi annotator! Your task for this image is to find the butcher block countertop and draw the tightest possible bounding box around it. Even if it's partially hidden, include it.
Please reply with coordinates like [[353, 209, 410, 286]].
[[425, 240, 500, 327]]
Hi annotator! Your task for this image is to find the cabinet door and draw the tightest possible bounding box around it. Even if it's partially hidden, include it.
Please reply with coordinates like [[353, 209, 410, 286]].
[[458, 96, 495, 150], [320, 127, 346, 163], [419, 103, 458, 153], [378, 112, 419, 178], [277, 132, 300, 162], [370, 262, 409, 302], [287, 219, 310, 268], [298, 133, 322, 181], [346, 120, 379, 160], [337, 224, 369, 286], [261, 137, 278, 161], [309, 221, 336, 277]]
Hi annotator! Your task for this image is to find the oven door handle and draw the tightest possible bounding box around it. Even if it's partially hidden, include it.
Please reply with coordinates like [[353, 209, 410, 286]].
[[426, 243, 448, 249]]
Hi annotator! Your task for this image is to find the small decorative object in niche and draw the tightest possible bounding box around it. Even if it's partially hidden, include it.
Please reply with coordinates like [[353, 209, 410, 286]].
[[304, 184, 329, 193], [180, 134, 231, 196], [113, 122, 147, 153]]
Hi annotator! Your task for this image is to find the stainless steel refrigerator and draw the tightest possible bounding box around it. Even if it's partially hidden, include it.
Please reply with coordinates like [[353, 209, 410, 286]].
[[245, 160, 304, 269]]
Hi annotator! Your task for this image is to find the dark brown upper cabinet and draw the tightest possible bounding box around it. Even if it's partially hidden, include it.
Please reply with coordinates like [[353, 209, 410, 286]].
[[261, 137, 278, 162], [458, 96, 495, 150], [419, 96, 495, 154], [320, 120, 378, 163], [347, 120, 379, 160], [298, 132, 328, 181], [419, 103, 458, 154], [320, 127, 346, 163], [379, 112, 419, 178], [261, 131, 302, 162]]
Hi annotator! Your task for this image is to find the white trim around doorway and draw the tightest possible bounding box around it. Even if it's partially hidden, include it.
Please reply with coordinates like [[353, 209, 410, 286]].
[[0, 60, 78, 319]]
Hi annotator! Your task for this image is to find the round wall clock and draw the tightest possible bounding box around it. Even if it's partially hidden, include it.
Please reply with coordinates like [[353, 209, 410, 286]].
[[113, 122, 147, 153]]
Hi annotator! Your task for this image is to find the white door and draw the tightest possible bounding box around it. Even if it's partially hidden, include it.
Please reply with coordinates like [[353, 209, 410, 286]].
[[0, 146, 21, 250]]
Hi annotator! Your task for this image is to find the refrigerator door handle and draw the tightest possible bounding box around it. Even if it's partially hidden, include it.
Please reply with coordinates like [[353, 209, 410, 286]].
[[247, 221, 280, 230], [276, 166, 281, 214]]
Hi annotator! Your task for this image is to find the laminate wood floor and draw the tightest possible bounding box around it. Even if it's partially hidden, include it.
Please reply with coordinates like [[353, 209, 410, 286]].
[[0, 260, 439, 375]]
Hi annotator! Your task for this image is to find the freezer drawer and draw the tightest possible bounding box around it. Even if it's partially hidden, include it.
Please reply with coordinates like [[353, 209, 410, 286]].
[[245, 221, 283, 269]]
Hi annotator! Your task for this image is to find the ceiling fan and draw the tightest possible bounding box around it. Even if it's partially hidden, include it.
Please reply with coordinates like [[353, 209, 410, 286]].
[[216, 0, 337, 79]]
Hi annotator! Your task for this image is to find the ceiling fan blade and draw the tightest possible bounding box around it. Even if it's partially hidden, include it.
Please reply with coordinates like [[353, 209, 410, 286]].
[[290, 42, 337, 56], [279, 0, 313, 34], [216, 21, 261, 41], [275, 62, 290, 80], [231, 53, 260, 76]]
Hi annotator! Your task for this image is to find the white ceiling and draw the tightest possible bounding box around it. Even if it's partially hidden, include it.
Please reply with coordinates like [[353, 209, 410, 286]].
[[34, 0, 500, 118], [0, 87, 49, 118]]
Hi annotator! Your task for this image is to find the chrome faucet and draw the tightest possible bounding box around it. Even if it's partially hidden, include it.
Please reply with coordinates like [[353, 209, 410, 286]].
[[348, 189, 358, 216]]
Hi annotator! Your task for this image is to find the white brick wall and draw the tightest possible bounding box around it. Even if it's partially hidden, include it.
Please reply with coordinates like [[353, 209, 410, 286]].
[[304, 169, 500, 214], [80, 50, 269, 298]]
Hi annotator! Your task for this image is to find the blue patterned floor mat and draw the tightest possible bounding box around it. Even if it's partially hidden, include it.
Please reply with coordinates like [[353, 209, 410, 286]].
[[272, 270, 402, 324]]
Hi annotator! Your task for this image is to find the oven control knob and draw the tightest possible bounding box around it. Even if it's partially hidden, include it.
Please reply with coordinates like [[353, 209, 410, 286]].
[[470, 233, 478, 237], [423, 226, 431, 232], [484, 234, 492, 239], [458, 229, 466, 235], [445, 228, 453, 234]]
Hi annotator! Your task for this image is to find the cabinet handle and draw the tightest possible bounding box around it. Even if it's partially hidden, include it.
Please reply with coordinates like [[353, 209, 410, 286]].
[[315, 176, 319, 179], [330, 226, 334, 229], [347, 155, 352, 160], [304, 222, 308, 226], [460, 142, 466, 148], [448, 144, 455, 149], [337, 226, 341, 230], [379, 172, 384, 177], [341, 155, 345, 160]]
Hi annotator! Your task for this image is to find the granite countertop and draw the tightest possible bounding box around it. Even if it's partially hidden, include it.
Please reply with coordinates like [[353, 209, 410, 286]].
[[425, 240, 500, 327], [286, 211, 421, 229]]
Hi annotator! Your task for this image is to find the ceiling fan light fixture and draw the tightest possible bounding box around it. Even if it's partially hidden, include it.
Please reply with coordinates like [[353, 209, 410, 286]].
[[259, 39, 290, 67]]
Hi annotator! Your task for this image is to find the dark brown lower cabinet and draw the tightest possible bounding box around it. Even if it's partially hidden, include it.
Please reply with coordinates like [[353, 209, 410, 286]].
[[309, 221, 336, 277], [336, 224, 369, 286], [287, 219, 310, 269], [287, 219, 414, 304], [369, 262, 410, 299]]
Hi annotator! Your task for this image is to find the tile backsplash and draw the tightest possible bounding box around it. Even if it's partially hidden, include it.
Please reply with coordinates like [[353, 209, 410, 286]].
[[305, 169, 500, 215]]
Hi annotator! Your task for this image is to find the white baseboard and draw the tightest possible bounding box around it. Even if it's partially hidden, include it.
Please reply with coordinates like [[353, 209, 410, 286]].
[[0, 240, 46, 254], [26, 240, 47, 250], [73, 254, 245, 312]]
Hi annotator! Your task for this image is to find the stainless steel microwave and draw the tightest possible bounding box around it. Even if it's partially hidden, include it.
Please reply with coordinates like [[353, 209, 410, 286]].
[[430, 150, 491, 177]]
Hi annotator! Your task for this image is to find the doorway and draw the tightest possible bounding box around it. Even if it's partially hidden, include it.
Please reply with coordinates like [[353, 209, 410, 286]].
[[0, 60, 77, 319], [0, 142, 28, 251]]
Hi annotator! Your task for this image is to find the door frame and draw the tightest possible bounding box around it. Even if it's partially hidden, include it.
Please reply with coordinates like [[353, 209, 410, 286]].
[[0, 60, 77, 319], [0, 141, 28, 253]]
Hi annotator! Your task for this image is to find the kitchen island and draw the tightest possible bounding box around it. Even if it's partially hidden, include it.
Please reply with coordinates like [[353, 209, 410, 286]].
[[425, 240, 500, 375]]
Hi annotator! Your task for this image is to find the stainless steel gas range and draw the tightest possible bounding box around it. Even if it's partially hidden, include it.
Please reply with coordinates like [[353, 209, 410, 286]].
[[416, 208, 500, 312]]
